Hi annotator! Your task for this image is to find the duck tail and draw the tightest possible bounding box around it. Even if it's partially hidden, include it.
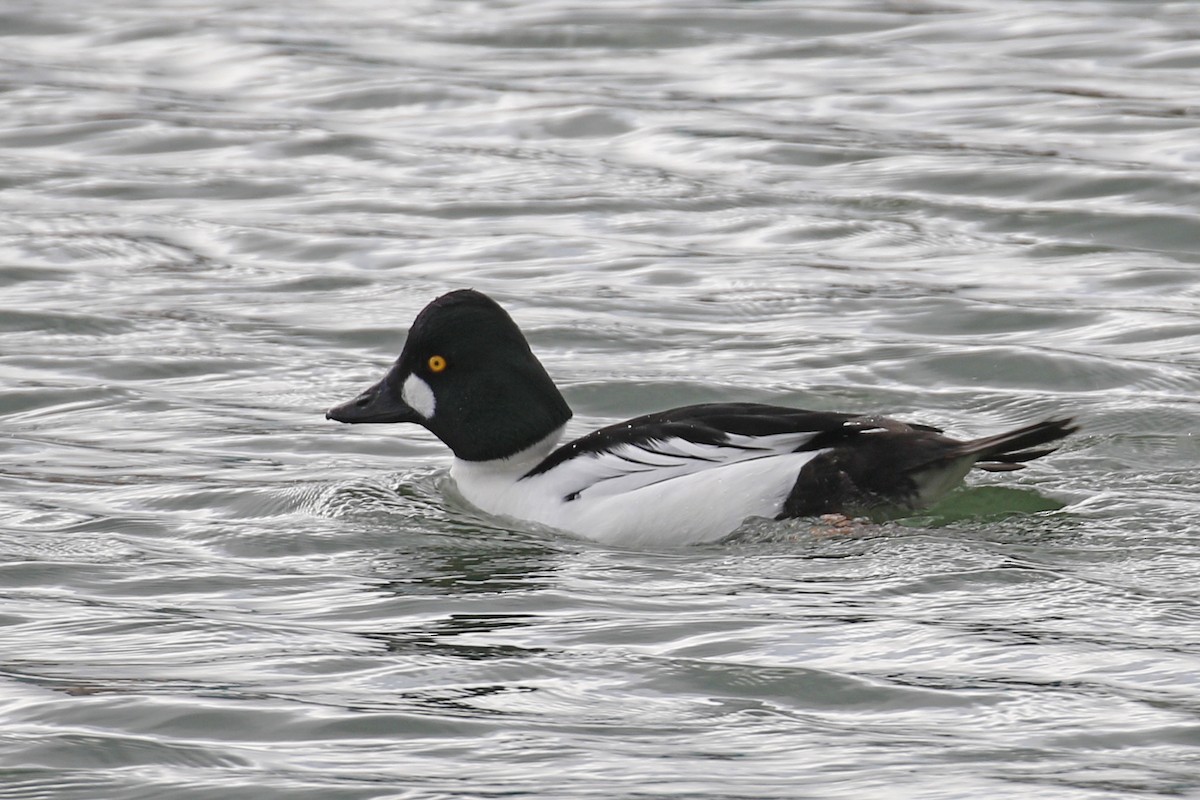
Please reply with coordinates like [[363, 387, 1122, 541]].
[[958, 417, 1078, 473]]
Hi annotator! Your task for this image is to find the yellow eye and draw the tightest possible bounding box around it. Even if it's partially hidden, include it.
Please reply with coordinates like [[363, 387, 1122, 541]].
[[427, 355, 447, 373]]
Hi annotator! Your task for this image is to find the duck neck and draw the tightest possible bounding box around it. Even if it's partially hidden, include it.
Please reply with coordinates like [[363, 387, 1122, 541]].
[[452, 424, 567, 478]]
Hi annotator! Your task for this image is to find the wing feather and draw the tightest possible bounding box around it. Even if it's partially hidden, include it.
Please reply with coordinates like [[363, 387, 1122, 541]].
[[550, 430, 823, 501], [520, 403, 885, 502]]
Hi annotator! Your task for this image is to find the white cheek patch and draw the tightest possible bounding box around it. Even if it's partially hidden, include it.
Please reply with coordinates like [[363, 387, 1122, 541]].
[[401, 373, 436, 420]]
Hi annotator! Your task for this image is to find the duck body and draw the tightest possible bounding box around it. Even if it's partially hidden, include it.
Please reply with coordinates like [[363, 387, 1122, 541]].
[[327, 290, 1075, 547], [447, 407, 830, 547]]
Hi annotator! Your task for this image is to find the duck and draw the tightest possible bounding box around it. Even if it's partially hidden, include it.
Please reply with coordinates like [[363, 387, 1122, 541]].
[[326, 289, 1076, 547]]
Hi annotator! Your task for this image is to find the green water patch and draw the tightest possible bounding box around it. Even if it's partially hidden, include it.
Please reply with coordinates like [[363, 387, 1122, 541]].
[[900, 486, 1067, 527]]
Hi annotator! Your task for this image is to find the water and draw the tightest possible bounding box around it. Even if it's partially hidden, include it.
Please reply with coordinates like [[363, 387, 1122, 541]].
[[1, 1, 1199, 797]]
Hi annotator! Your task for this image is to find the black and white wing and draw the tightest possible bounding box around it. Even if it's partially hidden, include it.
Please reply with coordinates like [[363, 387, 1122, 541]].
[[522, 403, 868, 502], [522, 401, 1073, 516]]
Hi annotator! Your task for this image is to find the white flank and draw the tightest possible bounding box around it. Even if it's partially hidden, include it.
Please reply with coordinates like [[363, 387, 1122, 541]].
[[449, 430, 825, 547], [560, 431, 817, 501], [401, 373, 436, 419]]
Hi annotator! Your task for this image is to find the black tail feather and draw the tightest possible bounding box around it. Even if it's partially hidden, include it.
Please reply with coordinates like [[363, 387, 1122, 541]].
[[960, 418, 1077, 472], [782, 415, 1078, 517]]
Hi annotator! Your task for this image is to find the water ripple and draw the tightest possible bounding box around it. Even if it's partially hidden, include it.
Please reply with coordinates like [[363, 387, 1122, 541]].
[[1, 1, 1199, 798]]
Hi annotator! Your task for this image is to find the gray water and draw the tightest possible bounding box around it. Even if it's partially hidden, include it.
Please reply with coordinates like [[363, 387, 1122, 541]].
[[1, 1, 1199, 797]]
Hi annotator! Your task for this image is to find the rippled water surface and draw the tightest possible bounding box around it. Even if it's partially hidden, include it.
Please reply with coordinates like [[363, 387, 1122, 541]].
[[2, 1, 1199, 797]]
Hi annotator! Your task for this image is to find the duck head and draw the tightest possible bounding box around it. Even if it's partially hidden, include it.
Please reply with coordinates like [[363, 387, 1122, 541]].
[[326, 289, 572, 462]]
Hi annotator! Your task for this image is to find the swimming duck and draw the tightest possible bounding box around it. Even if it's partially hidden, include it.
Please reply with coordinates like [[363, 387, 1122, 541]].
[[327, 289, 1075, 546]]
